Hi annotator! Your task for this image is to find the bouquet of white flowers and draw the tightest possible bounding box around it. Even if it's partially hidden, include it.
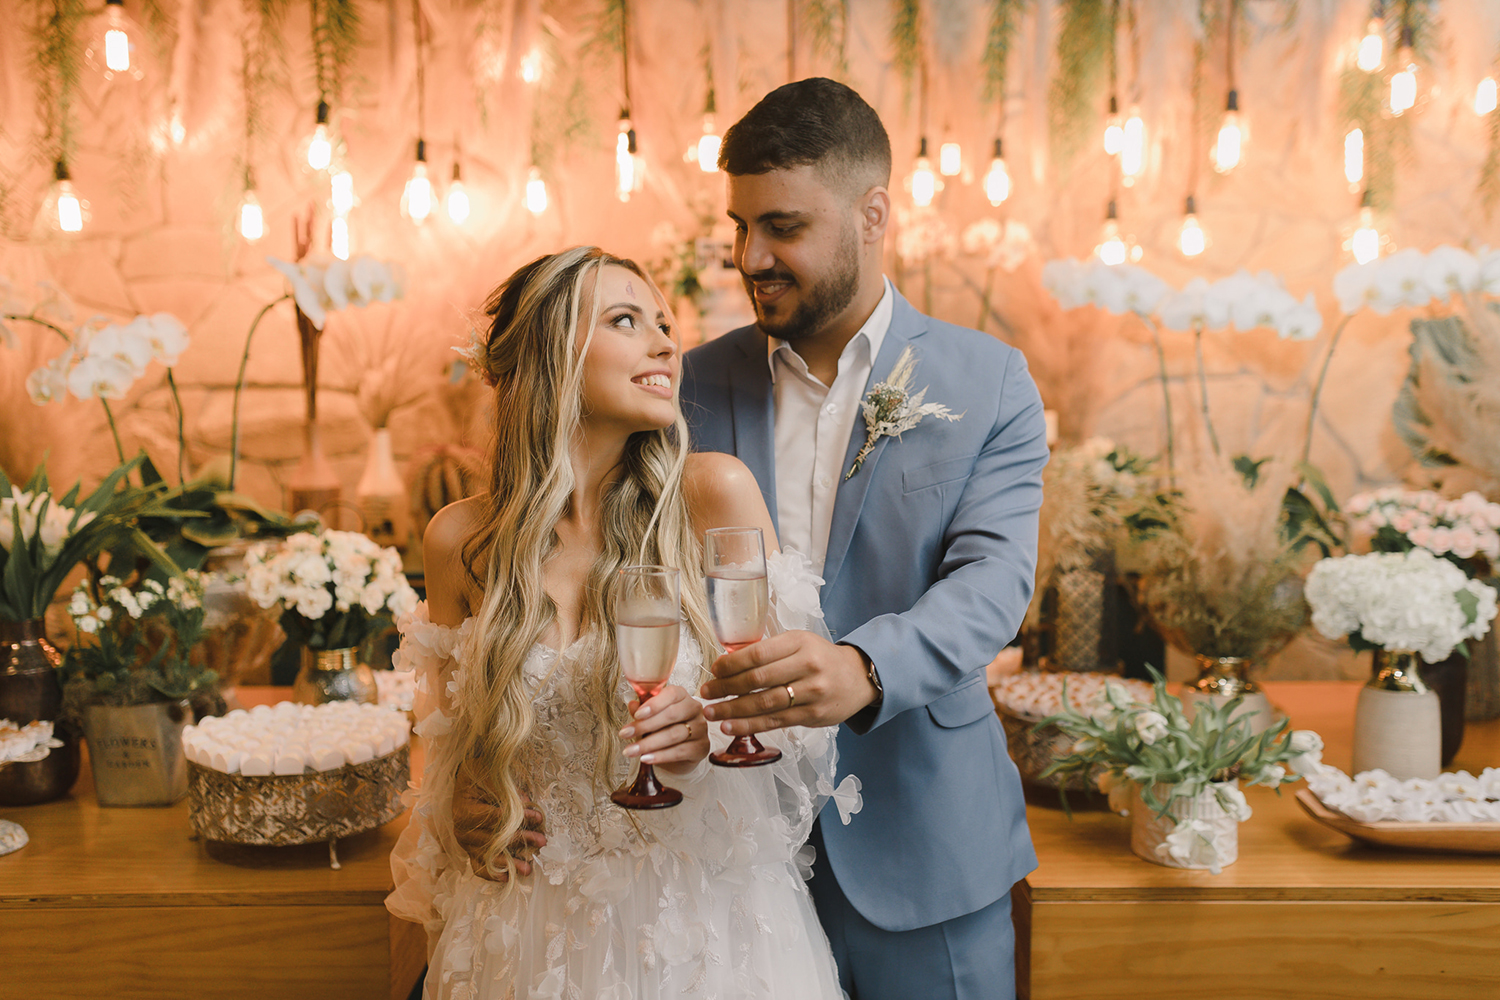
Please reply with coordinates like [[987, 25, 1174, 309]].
[[245, 530, 418, 651], [1305, 548, 1498, 662], [1347, 488, 1500, 577]]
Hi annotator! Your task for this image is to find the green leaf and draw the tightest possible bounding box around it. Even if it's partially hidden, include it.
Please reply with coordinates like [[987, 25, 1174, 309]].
[[1232, 454, 1270, 489], [1456, 586, 1480, 624]]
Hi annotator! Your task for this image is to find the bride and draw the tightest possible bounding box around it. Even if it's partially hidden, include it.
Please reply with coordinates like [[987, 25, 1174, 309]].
[[387, 247, 854, 999]]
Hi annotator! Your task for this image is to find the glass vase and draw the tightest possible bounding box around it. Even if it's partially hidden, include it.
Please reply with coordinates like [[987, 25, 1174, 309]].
[[1352, 649, 1441, 780], [292, 646, 377, 706], [0, 618, 81, 805]]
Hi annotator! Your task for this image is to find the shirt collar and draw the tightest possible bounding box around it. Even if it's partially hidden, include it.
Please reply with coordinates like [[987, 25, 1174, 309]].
[[766, 277, 895, 383]]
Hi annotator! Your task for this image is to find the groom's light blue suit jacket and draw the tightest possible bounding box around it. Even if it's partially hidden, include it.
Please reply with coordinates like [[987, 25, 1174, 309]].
[[682, 288, 1048, 933]]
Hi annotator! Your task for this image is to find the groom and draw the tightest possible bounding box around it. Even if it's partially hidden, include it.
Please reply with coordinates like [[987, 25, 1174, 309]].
[[684, 78, 1048, 1000]]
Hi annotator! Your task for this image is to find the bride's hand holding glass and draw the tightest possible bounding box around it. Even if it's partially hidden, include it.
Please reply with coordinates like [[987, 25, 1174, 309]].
[[620, 685, 709, 775]]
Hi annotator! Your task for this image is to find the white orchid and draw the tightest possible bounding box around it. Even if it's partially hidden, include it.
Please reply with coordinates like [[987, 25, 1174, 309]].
[[1422, 246, 1481, 300], [268, 254, 405, 330]]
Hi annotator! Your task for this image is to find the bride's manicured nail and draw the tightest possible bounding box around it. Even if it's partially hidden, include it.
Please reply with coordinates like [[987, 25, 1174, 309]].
[[703, 706, 717, 720], [623, 743, 639, 757], [636, 706, 652, 720], [640, 753, 656, 764], [619, 726, 635, 738]]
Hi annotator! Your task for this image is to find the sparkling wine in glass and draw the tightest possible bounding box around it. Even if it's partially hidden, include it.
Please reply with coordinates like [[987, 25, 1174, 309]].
[[610, 565, 684, 809], [704, 527, 783, 767]]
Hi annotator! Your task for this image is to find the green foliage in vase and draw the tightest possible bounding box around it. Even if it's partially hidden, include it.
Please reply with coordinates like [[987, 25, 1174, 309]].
[[982, 0, 1027, 105], [1039, 666, 1309, 819], [1047, 0, 1112, 175], [59, 571, 215, 715]]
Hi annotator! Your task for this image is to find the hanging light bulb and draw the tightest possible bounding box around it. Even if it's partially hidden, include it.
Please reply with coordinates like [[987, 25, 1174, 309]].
[[1213, 90, 1243, 174], [304, 101, 333, 171], [1350, 191, 1381, 265], [1120, 106, 1145, 185], [983, 139, 1011, 207], [446, 162, 470, 224], [525, 166, 549, 215], [939, 141, 962, 177], [909, 138, 939, 208], [1103, 96, 1124, 156], [330, 215, 350, 260], [329, 167, 356, 216], [1344, 128, 1364, 189], [1389, 32, 1417, 114], [237, 170, 264, 243], [697, 116, 721, 173], [1178, 196, 1205, 257], [616, 112, 640, 202], [402, 139, 434, 224], [84, 0, 144, 81], [1476, 77, 1497, 116], [519, 47, 544, 84], [1095, 200, 1128, 266], [46, 161, 86, 234], [1356, 16, 1384, 72]]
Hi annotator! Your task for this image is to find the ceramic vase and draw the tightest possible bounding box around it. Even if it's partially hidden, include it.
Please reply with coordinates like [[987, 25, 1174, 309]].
[[356, 427, 410, 553], [1129, 782, 1241, 872], [1352, 649, 1441, 780]]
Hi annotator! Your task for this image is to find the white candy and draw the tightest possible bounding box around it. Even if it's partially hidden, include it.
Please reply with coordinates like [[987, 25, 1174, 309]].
[[311, 746, 346, 771], [273, 751, 305, 775], [210, 748, 242, 774], [346, 741, 374, 765], [249, 704, 273, 718], [374, 732, 395, 757], [240, 751, 273, 776]]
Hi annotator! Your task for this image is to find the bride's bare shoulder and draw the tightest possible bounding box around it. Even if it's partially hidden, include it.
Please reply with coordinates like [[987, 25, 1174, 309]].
[[424, 497, 488, 623], [684, 452, 777, 542], [424, 497, 487, 557]]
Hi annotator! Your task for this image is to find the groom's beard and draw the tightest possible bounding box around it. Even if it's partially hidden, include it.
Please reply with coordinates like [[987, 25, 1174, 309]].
[[742, 225, 861, 344]]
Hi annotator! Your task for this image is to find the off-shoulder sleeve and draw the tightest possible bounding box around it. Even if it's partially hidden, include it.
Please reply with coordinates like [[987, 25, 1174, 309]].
[[386, 602, 475, 941]]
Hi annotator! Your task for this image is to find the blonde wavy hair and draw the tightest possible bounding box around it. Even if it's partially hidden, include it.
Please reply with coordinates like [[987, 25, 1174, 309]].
[[445, 246, 717, 886]]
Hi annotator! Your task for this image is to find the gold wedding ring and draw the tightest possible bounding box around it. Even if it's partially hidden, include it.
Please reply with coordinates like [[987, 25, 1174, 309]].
[[785, 684, 796, 709]]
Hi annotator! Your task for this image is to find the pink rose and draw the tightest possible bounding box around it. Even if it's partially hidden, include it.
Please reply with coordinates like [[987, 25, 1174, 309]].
[[1451, 527, 1480, 560], [1392, 510, 1421, 534], [1427, 527, 1454, 554], [1409, 527, 1435, 549], [1416, 492, 1440, 513]]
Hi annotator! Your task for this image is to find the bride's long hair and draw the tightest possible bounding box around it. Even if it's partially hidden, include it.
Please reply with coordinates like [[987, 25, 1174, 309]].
[[448, 246, 717, 884]]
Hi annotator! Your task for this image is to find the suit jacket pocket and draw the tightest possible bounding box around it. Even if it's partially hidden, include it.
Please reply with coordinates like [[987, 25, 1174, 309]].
[[926, 674, 994, 728], [902, 454, 976, 495]]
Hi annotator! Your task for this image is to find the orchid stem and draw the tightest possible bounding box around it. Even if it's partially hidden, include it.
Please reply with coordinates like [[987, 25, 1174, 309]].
[[100, 399, 126, 465], [1300, 314, 1353, 470], [230, 294, 290, 490], [166, 368, 186, 484], [3, 312, 74, 345], [1193, 323, 1221, 460], [1142, 317, 1176, 488]]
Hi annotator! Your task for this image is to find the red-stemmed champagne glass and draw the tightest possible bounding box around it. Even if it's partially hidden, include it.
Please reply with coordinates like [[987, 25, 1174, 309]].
[[704, 527, 783, 767], [610, 565, 684, 809]]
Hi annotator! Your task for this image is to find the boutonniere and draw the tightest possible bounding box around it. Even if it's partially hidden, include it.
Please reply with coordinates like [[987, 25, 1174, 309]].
[[846, 346, 963, 480]]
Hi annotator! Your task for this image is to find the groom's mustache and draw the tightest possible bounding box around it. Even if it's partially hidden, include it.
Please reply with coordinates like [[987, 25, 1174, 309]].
[[745, 268, 797, 285]]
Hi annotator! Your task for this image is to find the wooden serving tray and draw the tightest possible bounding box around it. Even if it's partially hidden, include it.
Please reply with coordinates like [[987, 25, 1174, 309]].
[[1295, 788, 1500, 855]]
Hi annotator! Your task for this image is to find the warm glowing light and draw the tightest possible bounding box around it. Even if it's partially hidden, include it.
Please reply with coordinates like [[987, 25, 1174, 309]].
[[331, 216, 350, 260], [446, 162, 470, 225], [1213, 92, 1243, 174], [615, 115, 641, 202], [1120, 109, 1145, 185], [1476, 77, 1498, 116], [939, 142, 962, 177], [1351, 205, 1380, 264], [330, 169, 355, 215], [1344, 128, 1364, 188], [56, 183, 83, 233], [525, 166, 548, 215], [238, 189, 264, 243], [306, 126, 332, 171], [1178, 197, 1204, 257], [910, 157, 937, 207], [1096, 222, 1127, 266], [105, 28, 130, 73], [1356, 18, 1384, 72], [1390, 51, 1417, 114], [697, 117, 721, 173], [520, 47, 543, 84], [983, 144, 1011, 207], [403, 164, 433, 224], [88, 1, 143, 80]]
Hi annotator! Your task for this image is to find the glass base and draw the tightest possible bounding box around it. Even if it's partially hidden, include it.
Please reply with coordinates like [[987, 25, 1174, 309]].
[[610, 763, 682, 810], [709, 736, 783, 767]]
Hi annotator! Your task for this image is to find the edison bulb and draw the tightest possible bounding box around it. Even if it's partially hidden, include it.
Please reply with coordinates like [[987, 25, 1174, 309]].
[[1390, 57, 1417, 114], [1096, 220, 1127, 266], [1351, 206, 1380, 264], [1344, 129, 1364, 188], [984, 154, 1010, 207], [238, 189, 264, 243], [525, 167, 548, 215], [616, 116, 639, 202], [1178, 199, 1204, 257], [697, 117, 721, 174], [939, 142, 962, 177], [329, 169, 355, 215], [403, 161, 433, 224], [1356, 19, 1384, 72], [306, 124, 332, 171], [1214, 111, 1243, 173], [331, 215, 350, 260], [85, 1, 144, 81], [56, 181, 84, 233], [1120, 109, 1145, 184], [910, 156, 937, 208], [1476, 78, 1497, 116], [520, 47, 543, 84]]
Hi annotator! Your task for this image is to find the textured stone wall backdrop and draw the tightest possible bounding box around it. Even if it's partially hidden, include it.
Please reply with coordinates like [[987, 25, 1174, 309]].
[[3, 0, 1500, 679]]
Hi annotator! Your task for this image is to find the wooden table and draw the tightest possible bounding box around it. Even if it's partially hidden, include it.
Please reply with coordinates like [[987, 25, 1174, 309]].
[[0, 687, 424, 1000], [1019, 681, 1500, 1000]]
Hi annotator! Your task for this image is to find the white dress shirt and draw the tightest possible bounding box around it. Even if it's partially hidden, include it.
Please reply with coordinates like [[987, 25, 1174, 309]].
[[769, 279, 894, 573]]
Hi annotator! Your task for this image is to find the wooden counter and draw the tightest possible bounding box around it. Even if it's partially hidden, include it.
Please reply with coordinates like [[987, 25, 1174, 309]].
[[1021, 681, 1500, 1000], [0, 687, 423, 1000]]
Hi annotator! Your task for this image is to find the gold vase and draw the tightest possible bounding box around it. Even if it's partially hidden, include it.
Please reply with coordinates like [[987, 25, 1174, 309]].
[[1368, 648, 1429, 693], [292, 647, 377, 706], [1182, 655, 1276, 735]]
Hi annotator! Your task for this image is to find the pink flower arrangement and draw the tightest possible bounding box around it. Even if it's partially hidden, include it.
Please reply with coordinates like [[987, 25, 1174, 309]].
[[1347, 488, 1500, 577]]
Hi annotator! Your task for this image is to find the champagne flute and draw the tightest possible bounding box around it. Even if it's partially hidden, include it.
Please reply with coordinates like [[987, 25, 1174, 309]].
[[610, 565, 684, 809], [704, 527, 783, 767]]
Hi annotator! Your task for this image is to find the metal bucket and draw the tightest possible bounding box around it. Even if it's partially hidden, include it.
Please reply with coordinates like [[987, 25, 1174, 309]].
[[82, 700, 192, 807]]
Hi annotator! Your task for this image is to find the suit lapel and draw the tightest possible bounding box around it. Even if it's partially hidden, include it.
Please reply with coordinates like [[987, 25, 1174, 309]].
[[727, 330, 779, 536], [820, 294, 928, 593]]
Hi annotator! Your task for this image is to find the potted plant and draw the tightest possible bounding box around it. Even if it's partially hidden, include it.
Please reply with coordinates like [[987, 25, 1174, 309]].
[[1305, 548, 1497, 780], [59, 571, 214, 806], [0, 457, 176, 805], [244, 529, 418, 705], [1039, 668, 1321, 874]]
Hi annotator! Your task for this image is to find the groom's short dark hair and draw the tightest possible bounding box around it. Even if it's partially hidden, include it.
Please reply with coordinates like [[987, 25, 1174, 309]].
[[718, 78, 891, 201]]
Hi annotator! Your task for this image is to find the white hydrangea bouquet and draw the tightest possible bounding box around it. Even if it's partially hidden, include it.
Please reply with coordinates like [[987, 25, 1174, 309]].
[[245, 529, 418, 652], [1305, 548, 1498, 662], [1346, 488, 1500, 579], [1040, 668, 1322, 873]]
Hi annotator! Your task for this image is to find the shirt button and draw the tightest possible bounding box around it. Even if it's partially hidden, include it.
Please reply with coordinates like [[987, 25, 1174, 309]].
[[817, 476, 833, 490], [825, 403, 838, 414]]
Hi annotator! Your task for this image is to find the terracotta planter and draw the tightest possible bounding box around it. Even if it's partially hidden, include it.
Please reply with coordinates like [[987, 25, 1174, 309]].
[[0, 618, 80, 806]]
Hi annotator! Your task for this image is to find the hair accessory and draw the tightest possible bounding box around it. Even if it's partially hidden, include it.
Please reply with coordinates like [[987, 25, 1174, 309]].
[[451, 326, 498, 388]]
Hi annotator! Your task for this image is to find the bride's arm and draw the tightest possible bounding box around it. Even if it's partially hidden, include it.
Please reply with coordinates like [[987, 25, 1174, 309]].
[[683, 451, 780, 548]]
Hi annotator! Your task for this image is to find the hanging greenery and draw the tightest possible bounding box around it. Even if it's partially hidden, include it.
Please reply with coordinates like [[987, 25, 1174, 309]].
[[983, 0, 1028, 105], [309, 0, 361, 104], [29, 0, 89, 166], [1479, 47, 1500, 216], [243, 0, 292, 160], [1047, 0, 1113, 174], [1337, 65, 1408, 213], [802, 0, 850, 80], [590, 0, 627, 67], [889, 0, 921, 106]]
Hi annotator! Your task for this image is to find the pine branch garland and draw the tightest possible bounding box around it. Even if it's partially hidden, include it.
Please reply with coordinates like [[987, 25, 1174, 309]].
[[982, 0, 1027, 105], [243, 0, 292, 161], [1047, 0, 1112, 174]]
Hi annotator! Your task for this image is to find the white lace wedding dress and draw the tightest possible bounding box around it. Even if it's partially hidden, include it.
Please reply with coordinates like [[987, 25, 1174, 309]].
[[388, 555, 857, 1000]]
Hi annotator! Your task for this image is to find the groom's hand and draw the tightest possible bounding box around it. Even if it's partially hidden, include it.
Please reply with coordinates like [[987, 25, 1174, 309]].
[[452, 767, 547, 882], [699, 630, 879, 734]]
